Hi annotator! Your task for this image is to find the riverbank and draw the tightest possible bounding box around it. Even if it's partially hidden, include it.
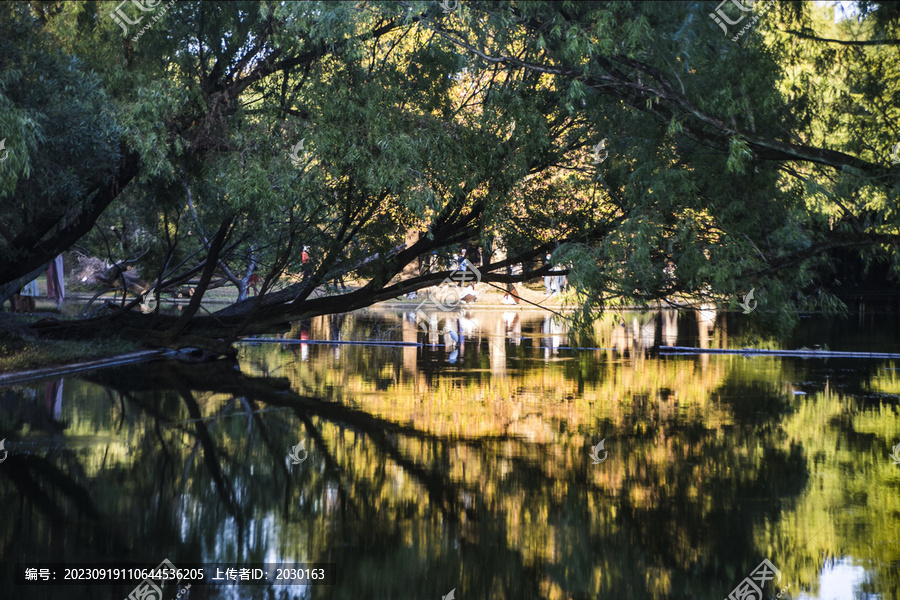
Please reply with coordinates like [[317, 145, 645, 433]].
[[0, 313, 145, 374], [0, 277, 705, 376], [0, 349, 174, 385], [0, 280, 569, 375]]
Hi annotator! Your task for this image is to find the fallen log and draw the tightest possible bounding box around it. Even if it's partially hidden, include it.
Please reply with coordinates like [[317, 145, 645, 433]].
[[0, 349, 175, 386], [659, 346, 900, 359], [238, 338, 421, 347]]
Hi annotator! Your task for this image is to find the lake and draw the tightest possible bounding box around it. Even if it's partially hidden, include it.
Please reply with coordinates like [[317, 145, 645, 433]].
[[1, 307, 898, 599]]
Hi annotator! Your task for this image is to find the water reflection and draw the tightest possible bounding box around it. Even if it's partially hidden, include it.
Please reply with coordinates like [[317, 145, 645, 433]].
[[390, 306, 731, 360], [0, 309, 898, 600]]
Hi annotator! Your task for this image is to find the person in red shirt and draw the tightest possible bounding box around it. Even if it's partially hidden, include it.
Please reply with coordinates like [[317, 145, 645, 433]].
[[247, 273, 261, 296], [301, 246, 312, 282]]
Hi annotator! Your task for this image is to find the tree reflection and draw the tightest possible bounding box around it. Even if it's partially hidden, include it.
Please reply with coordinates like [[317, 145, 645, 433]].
[[0, 311, 897, 599]]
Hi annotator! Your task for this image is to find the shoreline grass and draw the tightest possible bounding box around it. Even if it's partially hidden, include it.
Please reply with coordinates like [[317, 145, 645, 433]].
[[0, 313, 143, 374]]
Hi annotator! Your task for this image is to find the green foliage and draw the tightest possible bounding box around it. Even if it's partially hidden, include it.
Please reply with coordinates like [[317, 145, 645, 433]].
[[2, 0, 899, 341], [0, 3, 121, 263]]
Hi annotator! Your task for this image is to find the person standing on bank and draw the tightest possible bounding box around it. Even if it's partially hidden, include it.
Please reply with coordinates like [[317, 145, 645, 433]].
[[301, 246, 311, 282], [457, 248, 467, 286], [544, 253, 554, 295]]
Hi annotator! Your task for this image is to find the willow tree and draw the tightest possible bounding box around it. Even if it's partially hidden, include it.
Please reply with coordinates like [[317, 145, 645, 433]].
[[4, 1, 899, 354], [417, 0, 900, 332], [0, 2, 136, 300], [4, 1, 582, 353]]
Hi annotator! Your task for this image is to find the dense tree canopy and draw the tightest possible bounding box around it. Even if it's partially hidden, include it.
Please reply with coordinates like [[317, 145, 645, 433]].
[[1, 1, 898, 352]]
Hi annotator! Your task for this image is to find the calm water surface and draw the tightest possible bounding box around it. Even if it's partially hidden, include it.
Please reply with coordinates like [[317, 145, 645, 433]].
[[1, 308, 898, 599]]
